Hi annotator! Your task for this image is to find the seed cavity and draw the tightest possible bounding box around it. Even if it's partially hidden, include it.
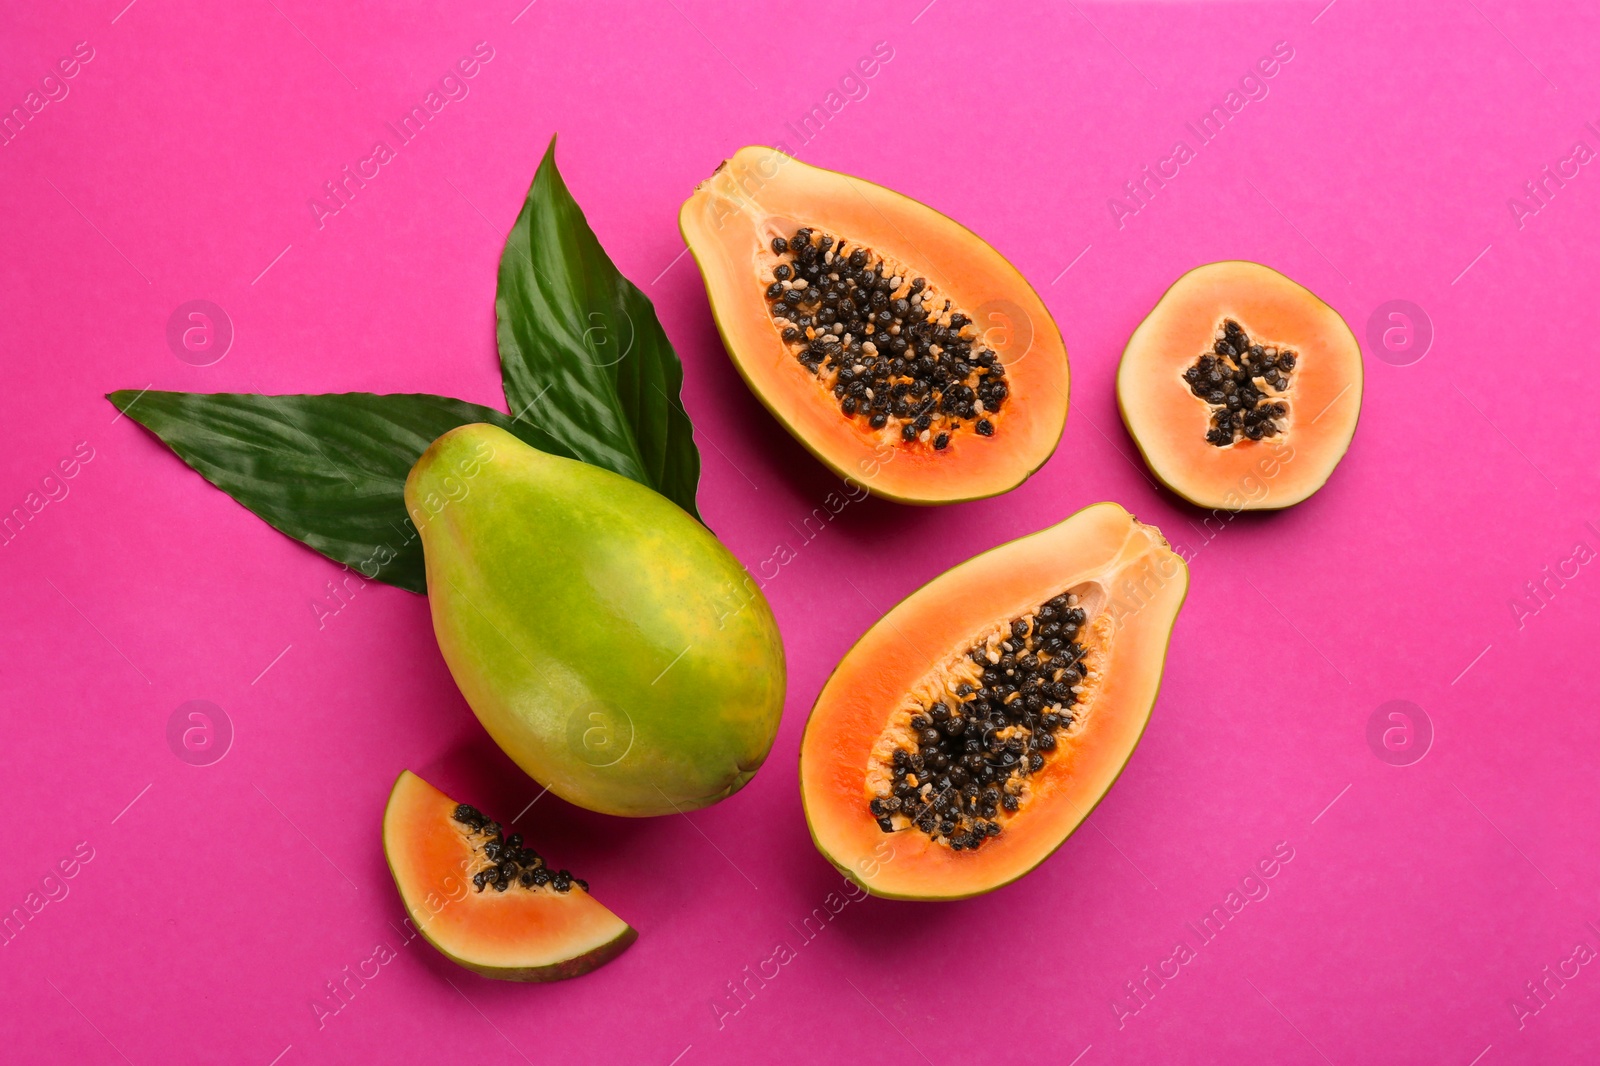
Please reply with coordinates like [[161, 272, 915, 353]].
[[766, 229, 1009, 446], [451, 803, 586, 894], [1183, 318, 1295, 446], [866, 592, 1094, 851]]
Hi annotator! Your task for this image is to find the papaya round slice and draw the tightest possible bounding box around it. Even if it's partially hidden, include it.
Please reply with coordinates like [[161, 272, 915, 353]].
[[680, 147, 1069, 504], [799, 503, 1187, 900], [382, 771, 636, 981], [1117, 261, 1362, 510]]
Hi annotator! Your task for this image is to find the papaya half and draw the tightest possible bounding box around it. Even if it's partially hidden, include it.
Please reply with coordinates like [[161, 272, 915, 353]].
[[1117, 261, 1362, 510], [680, 147, 1069, 504], [799, 503, 1186, 900], [383, 770, 636, 981]]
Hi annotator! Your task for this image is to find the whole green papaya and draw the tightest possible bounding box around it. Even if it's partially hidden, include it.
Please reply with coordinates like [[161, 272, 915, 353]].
[[405, 423, 785, 816]]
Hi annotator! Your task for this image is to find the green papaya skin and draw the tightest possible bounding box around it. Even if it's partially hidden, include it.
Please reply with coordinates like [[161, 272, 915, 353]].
[[405, 424, 785, 817]]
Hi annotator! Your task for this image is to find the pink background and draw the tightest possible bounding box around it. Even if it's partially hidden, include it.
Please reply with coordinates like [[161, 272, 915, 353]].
[[3, 1, 1598, 1062]]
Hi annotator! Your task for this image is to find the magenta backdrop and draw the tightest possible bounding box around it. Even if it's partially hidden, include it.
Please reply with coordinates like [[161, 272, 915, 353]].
[[3, 1, 1598, 1063]]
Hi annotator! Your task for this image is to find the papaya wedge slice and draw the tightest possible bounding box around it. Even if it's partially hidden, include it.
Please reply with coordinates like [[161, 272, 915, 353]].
[[383, 771, 636, 981]]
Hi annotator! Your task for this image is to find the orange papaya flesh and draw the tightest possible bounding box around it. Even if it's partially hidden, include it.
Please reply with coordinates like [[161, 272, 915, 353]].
[[382, 771, 636, 981], [1118, 261, 1362, 510], [799, 503, 1187, 900], [681, 146, 1069, 504]]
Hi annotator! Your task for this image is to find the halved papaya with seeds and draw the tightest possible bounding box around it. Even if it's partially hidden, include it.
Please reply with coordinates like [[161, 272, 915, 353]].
[[680, 146, 1069, 504], [1117, 261, 1362, 510], [383, 771, 636, 981], [799, 503, 1186, 900]]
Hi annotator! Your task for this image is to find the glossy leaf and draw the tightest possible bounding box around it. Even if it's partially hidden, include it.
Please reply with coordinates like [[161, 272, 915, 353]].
[[495, 136, 701, 519], [106, 390, 573, 593]]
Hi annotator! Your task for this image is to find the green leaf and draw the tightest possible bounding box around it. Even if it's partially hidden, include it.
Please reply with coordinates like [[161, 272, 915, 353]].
[[496, 135, 702, 520], [106, 390, 571, 594], [106, 137, 704, 593]]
